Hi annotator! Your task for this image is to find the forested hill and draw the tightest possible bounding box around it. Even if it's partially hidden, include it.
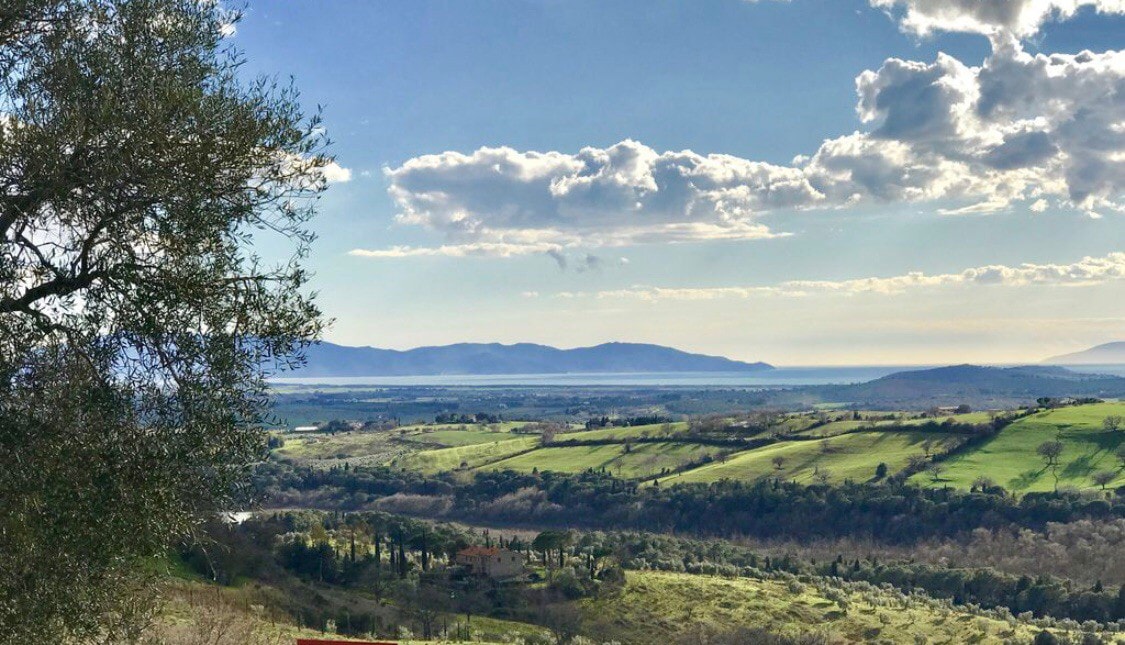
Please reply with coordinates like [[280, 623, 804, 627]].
[[292, 341, 774, 377], [816, 364, 1125, 408]]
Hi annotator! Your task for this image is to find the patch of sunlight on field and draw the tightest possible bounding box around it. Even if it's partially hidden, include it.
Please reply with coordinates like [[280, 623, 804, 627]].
[[559, 422, 688, 442], [662, 431, 962, 485], [152, 580, 543, 644], [585, 570, 1041, 644], [394, 436, 540, 474], [478, 441, 727, 479], [913, 402, 1125, 492]]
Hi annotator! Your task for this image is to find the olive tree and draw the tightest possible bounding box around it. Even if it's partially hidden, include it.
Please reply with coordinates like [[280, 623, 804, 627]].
[[1037, 441, 1064, 467], [0, 0, 329, 639]]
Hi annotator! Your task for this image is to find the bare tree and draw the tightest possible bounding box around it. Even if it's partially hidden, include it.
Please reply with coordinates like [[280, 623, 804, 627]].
[[771, 455, 785, 471], [1093, 471, 1116, 490], [1103, 415, 1123, 432]]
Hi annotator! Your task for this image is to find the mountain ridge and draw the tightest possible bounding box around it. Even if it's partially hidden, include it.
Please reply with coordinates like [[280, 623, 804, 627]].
[[292, 341, 774, 377], [815, 363, 1125, 408], [1044, 342, 1125, 365]]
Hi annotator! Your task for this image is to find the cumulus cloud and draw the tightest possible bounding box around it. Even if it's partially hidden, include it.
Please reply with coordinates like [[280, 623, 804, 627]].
[[870, 0, 1125, 38], [380, 141, 803, 254], [578, 252, 1125, 300], [359, 4, 1123, 260], [321, 161, 353, 184]]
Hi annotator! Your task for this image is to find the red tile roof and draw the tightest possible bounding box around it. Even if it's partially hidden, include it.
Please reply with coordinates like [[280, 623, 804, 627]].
[[458, 546, 500, 557]]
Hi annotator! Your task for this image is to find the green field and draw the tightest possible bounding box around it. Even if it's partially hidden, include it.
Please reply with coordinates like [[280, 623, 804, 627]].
[[480, 441, 727, 479], [914, 402, 1125, 492], [398, 423, 531, 447], [155, 579, 546, 644], [796, 412, 994, 438], [899, 411, 996, 426], [394, 436, 540, 474], [583, 570, 1043, 644], [663, 431, 963, 485], [274, 422, 534, 469], [795, 419, 875, 437], [274, 431, 406, 465], [559, 422, 688, 443]]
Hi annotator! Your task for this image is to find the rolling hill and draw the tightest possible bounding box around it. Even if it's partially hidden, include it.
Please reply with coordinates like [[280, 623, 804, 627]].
[[1045, 342, 1125, 365], [291, 341, 774, 377], [816, 364, 1125, 408]]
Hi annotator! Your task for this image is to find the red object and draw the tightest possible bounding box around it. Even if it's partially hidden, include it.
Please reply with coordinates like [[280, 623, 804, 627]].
[[456, 545, 500, 557], [296, 640, 397, 645]]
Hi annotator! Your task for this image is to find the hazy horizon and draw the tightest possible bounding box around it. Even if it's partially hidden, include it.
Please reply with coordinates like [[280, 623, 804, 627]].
[[301, 337, 1119, 368], [233, 1, 1124, 366]]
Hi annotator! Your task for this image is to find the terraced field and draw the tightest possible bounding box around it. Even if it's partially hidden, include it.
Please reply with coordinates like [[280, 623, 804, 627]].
[[584, 570, 1045, 644], [479, 441, 728, 478], [914, 402, 1125, 492], [663, 431, 963, 485]]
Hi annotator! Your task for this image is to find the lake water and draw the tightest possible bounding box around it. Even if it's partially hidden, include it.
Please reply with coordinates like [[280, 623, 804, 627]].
[[270, 364, 1125, 387]]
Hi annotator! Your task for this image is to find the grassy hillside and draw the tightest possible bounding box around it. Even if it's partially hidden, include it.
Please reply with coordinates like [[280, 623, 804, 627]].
[[478, 441, 727, 479], [914, 402, 1125, 492], [664, 431, 963, 486], [152, 579, 544, 644], [398, 422, 532, 447], [900, 411, 995, 426], [583, 570, 1045, 643], [274, 422, 534, 469], [559, 421, 688, 443], [394, 436, 540, 474], [275, 431, 410, 467]]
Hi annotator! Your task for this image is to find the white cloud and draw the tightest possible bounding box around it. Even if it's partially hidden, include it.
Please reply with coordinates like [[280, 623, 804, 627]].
[[578, 252, 1125, 300], [870, 0, 1125, 38], [321, 161, 353, 184], [360, 6, 1124, 260], [348, 241, 560, 259], [381, 140, 808, 255]]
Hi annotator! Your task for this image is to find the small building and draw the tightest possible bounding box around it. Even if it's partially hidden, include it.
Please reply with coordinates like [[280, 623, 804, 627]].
[[293, 425, 320, 433], [455, 546, 525, 579]]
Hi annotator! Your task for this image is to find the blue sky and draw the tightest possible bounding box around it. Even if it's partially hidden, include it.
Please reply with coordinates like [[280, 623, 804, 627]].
[[235, 0, 1125, 365]]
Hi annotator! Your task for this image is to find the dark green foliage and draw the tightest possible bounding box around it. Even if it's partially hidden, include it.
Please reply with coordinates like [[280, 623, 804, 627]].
[[0, 0, 326, 638], [256, 460, 1125, 544]]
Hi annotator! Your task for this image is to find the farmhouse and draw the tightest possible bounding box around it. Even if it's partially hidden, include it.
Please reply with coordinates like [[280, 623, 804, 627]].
[[455, 546, 525, 579]]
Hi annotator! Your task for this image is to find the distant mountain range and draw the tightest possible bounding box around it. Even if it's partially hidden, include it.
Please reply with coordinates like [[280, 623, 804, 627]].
[[815, 364, 1125, 408], [293, 342, 773, 377], [1044, 342, 1125, 365]]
